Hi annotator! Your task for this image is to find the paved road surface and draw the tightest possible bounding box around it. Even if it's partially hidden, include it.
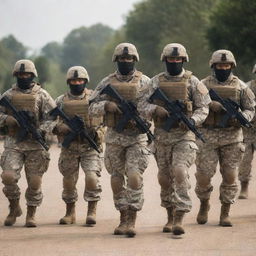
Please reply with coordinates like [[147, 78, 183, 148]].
[[0, 143, 256, 256]]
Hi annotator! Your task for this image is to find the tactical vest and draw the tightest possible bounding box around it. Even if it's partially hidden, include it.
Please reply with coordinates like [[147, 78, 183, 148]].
[[104, 71, 142, 128], [10, 84, 40, 127], [203, 75, 241, 127], [153, 71, 193, 128], [62, 89, 102, 128]]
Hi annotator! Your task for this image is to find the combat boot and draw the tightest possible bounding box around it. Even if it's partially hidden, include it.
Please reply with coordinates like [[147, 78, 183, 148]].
[[163, 207, 173, 232], [238, 181, 249, 199], [59, 202, 76, 224], [25, 206, 37, 228], [114, 210, 128, 235], [197, 199, 210, 224], [172, 211, 185, 235], [4, 199, 22, 226], [219, 203, 232, 227], [126, 210, 137, 238], [86, 201, 97, 225]]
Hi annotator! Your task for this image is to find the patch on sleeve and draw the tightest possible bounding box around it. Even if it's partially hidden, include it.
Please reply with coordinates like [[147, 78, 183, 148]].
[[197, 82, 208, 96]]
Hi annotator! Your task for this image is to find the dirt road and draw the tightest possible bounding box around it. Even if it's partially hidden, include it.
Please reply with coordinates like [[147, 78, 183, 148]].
[[0, 143, 255, 256]]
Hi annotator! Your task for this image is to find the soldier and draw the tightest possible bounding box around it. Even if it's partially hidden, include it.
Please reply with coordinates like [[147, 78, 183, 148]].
[[53, 66, 103, 225], [138, 43, 210, 235], [89, 43, 151, 237], [0, 59, 56, 227], [238, 64, 256, 199], [195, 50, 255, 226]]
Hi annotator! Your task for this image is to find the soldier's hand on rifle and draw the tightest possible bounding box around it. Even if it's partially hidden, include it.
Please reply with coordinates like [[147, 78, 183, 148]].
[[5, 115, 19, 136], [179, 118, 195, 130], [55, 123, 71, 135], [104, 101, 122, 114], [229, 118, 241, 128], [209, 101, 224, 112], [5, 115, 19, 128], [154, 106, 169, 118]]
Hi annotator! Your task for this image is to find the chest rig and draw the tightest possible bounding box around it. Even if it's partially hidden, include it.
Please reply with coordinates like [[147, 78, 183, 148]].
[[153, 71, 193, 128], [104, 71, 142, 128], [203, 75, 241, 127], [10, 84, 40, 127], [62, 90, 102, 128]]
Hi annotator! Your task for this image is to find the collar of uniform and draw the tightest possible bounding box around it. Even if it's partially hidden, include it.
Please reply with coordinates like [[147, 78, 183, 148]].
[[13, 82, 36, 93], [67, 91, 86, 100], [212, 72, 234, 85], [115, 69, 136, 82], [164, 68, 185, 79]]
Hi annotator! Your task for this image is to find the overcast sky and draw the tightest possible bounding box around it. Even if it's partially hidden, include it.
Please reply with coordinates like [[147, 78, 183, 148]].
[[0, 0, 139, 50]]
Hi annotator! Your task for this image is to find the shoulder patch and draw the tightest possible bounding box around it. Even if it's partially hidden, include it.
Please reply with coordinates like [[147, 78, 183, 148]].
[[197, 82, 208, 96]]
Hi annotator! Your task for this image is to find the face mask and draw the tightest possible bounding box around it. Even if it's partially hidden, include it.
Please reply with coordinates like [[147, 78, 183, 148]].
[[117, 61, 135, 75], [69, 83, 86, 95], [165, 62, 183, 76], [214, 68, 232, 82], [17, 76, 34, 90]]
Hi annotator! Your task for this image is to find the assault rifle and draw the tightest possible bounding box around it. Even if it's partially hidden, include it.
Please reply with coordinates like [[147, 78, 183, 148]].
[[49, 107, 100, 153], [209, 88, 253, 128], [99, 84, 155, 143], [0, 95, 49, 151], [149, 87, 205, 142]]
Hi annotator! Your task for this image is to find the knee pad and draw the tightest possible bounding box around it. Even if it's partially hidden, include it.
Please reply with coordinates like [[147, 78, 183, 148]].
[[127, 171, 141, 190], [63, 177, 76, 191], [29, 175, 42, 190], [1, 171, 16, 185], [195, 172, 210, 187], [85, 172, 97, 191], [223, 168, 236, 184], [158, 173, 169, 190], [173, 165, 187, 184], [111, 174, 124, 194]]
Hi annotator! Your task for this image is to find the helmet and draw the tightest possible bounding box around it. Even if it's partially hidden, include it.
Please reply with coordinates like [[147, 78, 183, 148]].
[[209, 49, 236, 68], [12, 59, 38, 77], [252, 64, 256, 74], [160, 43, 189, 62], [112, 43, 139, 62], [66, 66, 89, 82]]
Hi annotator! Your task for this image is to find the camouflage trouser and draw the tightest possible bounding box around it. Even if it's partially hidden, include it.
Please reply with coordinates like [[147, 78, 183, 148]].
[[154, 140, 197, 212], [58, 147, 102, 203], [0, 148, 50, 206], [238, 128, 256, 182], [195, 140, 245, 204], [104, 142, 149, 211]]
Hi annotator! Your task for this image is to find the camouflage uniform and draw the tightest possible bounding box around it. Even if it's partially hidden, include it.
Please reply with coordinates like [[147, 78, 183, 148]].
[[0, 59, 56, 227], [54, 66, 103, 225], [195, 50, 255, 226], [238, 64, 256, 198], [138, 43, 210, 235], [89, 43, 150, 237]]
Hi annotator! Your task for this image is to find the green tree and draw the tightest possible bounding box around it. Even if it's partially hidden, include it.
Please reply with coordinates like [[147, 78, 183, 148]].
[[125, 0, 216, 78], [34, 56, 50, 86], [1, 35, 27, 60], [207, 0, 256, 80], [41, 42, 62, 63], [61, 23, 114, 86]]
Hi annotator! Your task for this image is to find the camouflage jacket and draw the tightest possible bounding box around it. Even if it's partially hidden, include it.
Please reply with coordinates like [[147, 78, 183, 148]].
[[0, 83, 56, 150], [89, 70, 150, 146], [138, 69, 211, 143]]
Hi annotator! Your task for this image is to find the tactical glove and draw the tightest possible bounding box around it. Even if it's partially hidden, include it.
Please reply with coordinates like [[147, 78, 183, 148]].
[[104, 101, 122, 114], [209, 101, 224, 112], [154, 106, 169, 118]]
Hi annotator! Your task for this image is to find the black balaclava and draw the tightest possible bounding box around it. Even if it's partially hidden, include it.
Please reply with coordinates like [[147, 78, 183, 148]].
[[69, 83, 86, 95], [17, 76, 34, 90], [117, 61, 135, 75], [166, 61, 183, 76], [214, 67, 232, 82]]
